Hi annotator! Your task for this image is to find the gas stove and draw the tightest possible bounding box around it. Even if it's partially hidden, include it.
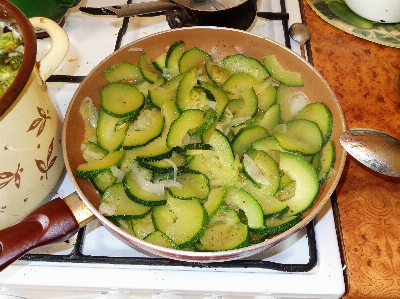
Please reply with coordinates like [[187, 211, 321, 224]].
[[0, 0, 345, 298]]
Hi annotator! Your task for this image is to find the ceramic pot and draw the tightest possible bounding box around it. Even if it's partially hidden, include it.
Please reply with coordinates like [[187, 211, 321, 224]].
[[0, 2, 69, 229]]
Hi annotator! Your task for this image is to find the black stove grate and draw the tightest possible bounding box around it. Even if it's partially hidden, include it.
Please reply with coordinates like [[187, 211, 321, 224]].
[[23, 0, 318, 273]]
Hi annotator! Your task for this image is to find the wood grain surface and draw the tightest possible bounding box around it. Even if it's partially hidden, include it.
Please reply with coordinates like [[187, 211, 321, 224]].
[[302, 1, 400, 298]]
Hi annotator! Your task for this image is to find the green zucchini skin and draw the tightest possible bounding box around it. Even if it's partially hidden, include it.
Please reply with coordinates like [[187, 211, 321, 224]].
[[328, 1, 374, 29]]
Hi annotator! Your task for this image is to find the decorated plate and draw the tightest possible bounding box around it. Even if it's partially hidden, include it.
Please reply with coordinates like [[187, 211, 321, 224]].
[[307, 0, 400, 48]]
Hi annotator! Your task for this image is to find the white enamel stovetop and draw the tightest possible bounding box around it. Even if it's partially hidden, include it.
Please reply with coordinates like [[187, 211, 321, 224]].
[[0, 0, 345, 298]]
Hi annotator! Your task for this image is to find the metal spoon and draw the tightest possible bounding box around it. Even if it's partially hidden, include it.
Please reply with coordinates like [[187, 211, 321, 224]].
[[340, 128, 400, 177], [289, 23, 311, 59]]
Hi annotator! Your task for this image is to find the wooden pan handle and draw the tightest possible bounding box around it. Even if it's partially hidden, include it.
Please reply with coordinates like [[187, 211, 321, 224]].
[[0, 197, 79, 271]]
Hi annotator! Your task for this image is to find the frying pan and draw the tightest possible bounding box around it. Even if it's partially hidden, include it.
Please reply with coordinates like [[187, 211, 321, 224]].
[[0, 27, 346, 271], [79, 0, 257, 30]]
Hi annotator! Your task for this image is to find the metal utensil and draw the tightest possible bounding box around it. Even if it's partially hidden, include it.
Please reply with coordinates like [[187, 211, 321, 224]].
[[289, 23, 311, 59], [340, 128, 400, 177]]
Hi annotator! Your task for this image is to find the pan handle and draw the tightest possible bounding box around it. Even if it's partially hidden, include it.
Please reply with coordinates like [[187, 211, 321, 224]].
[[0, 193, 93, 271], [102, 2, 181, 17]]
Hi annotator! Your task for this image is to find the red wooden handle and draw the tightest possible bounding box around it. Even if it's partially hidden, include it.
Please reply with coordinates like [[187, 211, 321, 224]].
[[0, 197, 79, 271]]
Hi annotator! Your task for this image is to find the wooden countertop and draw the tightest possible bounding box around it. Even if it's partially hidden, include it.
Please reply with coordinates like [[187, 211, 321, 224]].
[[302, 1, 400, 298]]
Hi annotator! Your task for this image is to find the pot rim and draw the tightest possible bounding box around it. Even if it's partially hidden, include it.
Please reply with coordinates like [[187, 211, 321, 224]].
[[0, 1, 37, 117]]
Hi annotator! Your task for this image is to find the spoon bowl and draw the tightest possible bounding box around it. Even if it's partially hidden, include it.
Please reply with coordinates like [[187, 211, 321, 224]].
[[340, 128, 400, 177], [289, 23, 311, 59]]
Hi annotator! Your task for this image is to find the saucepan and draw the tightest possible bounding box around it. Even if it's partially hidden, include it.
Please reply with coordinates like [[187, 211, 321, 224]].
[[79, 0, 258, 30], [0, 27, 346, 271]]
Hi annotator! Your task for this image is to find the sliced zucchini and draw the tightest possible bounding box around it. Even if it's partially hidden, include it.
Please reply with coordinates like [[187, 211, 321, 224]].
[[264, 215, 302, 235], [132, 213, 155, 239], [205, 62, 231, 86], [272, 119, 323, 155], [166, 109, 204, 148], [76, 150, 125, 179], [99, 183, 151, 220], [123, 108, 165, 149], [139, 53, 165, 84], [123, 171, 167, 206], [258, 104, 281, 133], [91, 169, 116, 193], [318, 140, 335, 184], [179, 47, 211, 73], [222, 72, 258, 98], [256, 83, 277, 112], [232, 125, 269, 157], [242, 149, 280, 193], [152, 52, 167, 72], [294, 103, 333, 142], [227, 87, 258, 119], [165, 40, 185, 78], [144, 231, 174, 248], [137, 151, 187, 173], [203, 187, 226, 218], [263, 55, 303, 87], [176, 70, 198, 111], [152, 195, 207, 249], [195, 207, 248, 251], [103, 62, 143, 83], [240, 176, 288, 218], [251, 136, 286, 161], [277, 152, 319, 216], [199, 81, 229, 121], [223, 54, 269, 81], [97, 108, 129, 152], [82, 141, 108, 163], [167, 172, 210, 200], [224, 186, 266, 233], [148, 88, 176, 108]]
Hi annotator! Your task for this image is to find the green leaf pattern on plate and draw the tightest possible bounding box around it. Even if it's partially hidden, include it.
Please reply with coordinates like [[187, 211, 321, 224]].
[[307, 0, 400, 48]]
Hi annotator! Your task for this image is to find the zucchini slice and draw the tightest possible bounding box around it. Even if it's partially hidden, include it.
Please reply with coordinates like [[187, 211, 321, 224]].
[[223, 54, 269, 81], [167, 172, 210, 200], [179, 47, 211, 73], [166, 109, 204, 148], [132, 213, 155, 239], [138, 53, 164, 84], [166, 40, 185, 78], [96, 108, 129, 152], [91, 169, 116, 193], [103, 62, 143, 83], [317, 140, 336, 184], [144, 231, 174, 248], [76, 150, 125, 179], [232, 125, 269, 158], [264, 215, 302, 235], [263, 55, 303, 87], [225, 186, 266, 233], [205, 62, 231, 86], [100, 183, 152, 220], [123, 108, 165, 149], [123, 171, 167, 206], [277, 152, 319, 216], [294, 103, 333, 142], [273, 119, 323, 155], [196, 207, 248, 251], [153, 195, 207, 249]]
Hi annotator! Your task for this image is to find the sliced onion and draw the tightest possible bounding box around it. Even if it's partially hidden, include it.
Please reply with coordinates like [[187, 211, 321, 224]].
[[243, 154, 270, 186], [164, 158, 178, 181], [288, 91, 310, 116], [99, 202, 117, 216], [110, 166, 125, 183], [128, 47, 144, 52], [131, 161, 166, 195]]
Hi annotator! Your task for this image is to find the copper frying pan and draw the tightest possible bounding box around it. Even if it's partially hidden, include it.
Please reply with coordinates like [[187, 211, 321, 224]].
[[0, 27, 346, 271]]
